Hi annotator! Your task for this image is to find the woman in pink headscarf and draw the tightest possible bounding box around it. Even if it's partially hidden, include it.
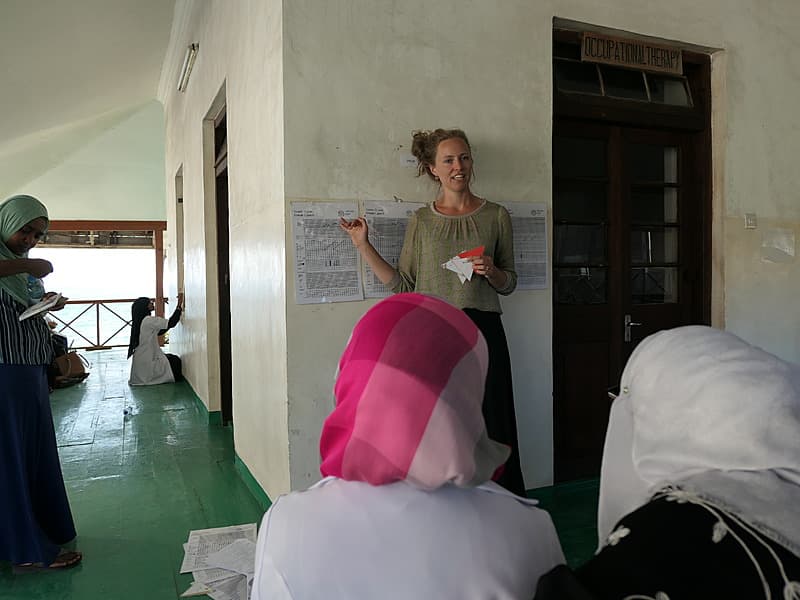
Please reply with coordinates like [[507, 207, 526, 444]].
[[253, 293, 564, 599]]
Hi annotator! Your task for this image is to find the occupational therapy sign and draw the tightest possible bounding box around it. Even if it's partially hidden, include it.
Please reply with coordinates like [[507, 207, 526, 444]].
[[582, 32, 683, 75]]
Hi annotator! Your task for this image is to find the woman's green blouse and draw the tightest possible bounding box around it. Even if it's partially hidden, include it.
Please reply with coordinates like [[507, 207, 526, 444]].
[[388, 200, 516, 313]]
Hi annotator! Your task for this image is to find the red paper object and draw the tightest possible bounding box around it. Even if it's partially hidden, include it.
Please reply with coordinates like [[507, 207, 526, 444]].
[[458, 245, 485, 259]]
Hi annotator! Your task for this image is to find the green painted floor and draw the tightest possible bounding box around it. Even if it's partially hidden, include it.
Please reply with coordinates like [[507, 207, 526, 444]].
[[0, 349, 264, 600], [529, 478, 600, 568], [1, 348, 599, 599]]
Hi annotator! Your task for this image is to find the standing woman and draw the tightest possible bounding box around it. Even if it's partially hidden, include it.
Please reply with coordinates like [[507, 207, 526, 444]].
[[0, 194, 82, 570], [339, 129, 525, 495], [128, 293, 184, 386]]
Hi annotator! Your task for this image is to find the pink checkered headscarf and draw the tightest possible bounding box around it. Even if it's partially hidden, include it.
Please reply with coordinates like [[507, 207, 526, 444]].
[[320, 293, 510, 489]]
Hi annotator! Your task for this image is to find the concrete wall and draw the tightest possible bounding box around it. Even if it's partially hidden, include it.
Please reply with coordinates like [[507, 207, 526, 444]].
[[281, 1, 555, 489], [158, 0, 289, 498], [281, 0, 800, 491], [160, 0, 800, 498]]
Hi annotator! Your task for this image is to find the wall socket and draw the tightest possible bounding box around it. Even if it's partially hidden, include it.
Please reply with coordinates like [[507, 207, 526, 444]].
[[744, 213, 758, 229]]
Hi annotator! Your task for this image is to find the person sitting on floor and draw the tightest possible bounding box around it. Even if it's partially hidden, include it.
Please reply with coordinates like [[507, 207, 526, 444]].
[[252, 292, 565, 600], [128, 293, 184, 386], [535, 325, 800, 600]]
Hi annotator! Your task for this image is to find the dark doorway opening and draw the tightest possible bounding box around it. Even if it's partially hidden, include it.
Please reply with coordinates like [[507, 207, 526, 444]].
[[214, 108, 233, 425]]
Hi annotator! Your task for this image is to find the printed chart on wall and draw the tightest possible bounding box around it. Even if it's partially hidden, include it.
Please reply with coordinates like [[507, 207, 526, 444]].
[[363, 200, 425, 298], [291, 201, 363, 304], [498, 201, 548, 290]]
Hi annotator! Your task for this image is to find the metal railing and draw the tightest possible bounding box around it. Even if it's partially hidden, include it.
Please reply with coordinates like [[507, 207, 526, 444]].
[[48, 298, 139, 351]]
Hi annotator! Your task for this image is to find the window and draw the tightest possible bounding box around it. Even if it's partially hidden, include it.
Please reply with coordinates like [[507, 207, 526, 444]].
[[553, 53, 692, 107]]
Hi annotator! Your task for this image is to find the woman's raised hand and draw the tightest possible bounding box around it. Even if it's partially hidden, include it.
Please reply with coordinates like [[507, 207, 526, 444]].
[[339, 217, 369, 248], [339, 217, 396, 284], [26, 258, 53, 278]]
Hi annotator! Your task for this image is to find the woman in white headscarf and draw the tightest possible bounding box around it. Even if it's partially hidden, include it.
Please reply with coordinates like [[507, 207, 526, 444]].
[[0, 194, 81, 571], [253, 293, 565, 600], [536, 325, 800, 599]]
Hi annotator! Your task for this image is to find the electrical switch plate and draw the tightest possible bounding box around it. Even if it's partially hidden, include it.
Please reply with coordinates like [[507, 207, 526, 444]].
[[744, 213, 757, 229]]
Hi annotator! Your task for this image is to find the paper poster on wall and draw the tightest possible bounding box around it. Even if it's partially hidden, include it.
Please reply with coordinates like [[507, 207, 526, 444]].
[[497, 201, 548, 290], [363, 200, 426, 298], [290, 201, 364, 304]]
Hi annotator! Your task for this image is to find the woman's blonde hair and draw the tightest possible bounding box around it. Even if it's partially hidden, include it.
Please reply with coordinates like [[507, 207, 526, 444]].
[[410, 128, 471, 181]]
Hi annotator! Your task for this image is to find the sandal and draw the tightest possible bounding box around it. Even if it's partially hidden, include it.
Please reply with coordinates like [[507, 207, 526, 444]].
[[12, 550, 82, 573]]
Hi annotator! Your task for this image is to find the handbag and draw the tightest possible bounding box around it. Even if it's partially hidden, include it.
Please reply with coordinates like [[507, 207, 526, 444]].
[[53, 351, 90, 383]]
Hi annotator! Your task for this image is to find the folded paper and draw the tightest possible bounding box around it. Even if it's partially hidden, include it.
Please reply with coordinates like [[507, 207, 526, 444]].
[[442, 246, 484, 284]]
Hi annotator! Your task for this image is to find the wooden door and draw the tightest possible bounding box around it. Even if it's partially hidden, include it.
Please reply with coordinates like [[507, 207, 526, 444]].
[[552, 120, 706, 481]]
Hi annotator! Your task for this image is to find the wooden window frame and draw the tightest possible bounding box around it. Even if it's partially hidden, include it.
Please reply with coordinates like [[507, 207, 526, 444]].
[[47, 220, 168, 317], [553, 29, 710, 133]]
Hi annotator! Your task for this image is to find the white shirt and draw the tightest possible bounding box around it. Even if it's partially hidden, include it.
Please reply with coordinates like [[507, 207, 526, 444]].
[[253, 478, 565, 600], [128, 316, 174, 386]]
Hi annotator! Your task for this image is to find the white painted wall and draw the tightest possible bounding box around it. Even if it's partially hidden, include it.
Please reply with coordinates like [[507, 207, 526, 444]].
[[159, 0, 800, 498], [158, 0, 289, 498], [281, 1, 556, 489], [9, 101, 166, 220], [281, 0, 800, 491]]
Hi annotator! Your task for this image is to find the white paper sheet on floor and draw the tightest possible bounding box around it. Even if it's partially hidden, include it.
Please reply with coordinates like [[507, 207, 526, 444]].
[[180, 523, 257, 600]]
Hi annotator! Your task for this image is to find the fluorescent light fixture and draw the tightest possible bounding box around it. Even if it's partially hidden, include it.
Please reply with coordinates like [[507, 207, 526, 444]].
[[177, 43, 199, 92]]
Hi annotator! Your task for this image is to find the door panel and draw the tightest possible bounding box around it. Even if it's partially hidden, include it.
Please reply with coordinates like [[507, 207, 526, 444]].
[[553, 121, 705, 481], [622, 129, 695, 367]]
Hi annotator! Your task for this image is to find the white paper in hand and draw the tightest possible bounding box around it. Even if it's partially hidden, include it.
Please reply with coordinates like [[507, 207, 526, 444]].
[[18, 293, 62, 321], [441, 257, 474, 284]]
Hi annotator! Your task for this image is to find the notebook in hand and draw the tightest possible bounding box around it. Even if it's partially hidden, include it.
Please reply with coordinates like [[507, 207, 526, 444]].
[[18, 293, 62, 321]]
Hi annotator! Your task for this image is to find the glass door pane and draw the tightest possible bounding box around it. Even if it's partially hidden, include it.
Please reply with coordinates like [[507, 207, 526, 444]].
[[631, 187, 678, 223], [629, 143, 680, 304], [630, 227, 678, 264], [630, 144, 678, 183], [554, 135, 608, 304]]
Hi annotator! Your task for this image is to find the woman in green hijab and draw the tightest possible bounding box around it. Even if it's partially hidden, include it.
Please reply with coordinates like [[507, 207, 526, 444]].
[[0, 194, 82, 570]]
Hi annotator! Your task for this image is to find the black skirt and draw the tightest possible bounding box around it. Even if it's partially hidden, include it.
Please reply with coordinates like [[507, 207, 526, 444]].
[[463, 309, 525, 496]]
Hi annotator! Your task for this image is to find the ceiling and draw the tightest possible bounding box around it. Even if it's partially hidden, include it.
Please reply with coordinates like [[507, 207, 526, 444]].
[[0, 0, 175, 175]]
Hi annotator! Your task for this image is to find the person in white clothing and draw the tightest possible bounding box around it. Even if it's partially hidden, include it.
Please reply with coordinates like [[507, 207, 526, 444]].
[[127, 294, 183, 386], [535, 326, 800, 599], [252, 293, 565, 600]]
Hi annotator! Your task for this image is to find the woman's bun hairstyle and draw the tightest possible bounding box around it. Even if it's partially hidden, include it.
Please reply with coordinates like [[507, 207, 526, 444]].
[[411, 128, 471, 181]]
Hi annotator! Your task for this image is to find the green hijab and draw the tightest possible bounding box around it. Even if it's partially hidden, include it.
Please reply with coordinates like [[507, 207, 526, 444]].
[[0, 194, 49, 306]]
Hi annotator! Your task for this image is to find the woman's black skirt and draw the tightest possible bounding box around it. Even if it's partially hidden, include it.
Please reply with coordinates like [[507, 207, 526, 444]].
[[463, 309, 525, 496], [166, 353, 183, 382]]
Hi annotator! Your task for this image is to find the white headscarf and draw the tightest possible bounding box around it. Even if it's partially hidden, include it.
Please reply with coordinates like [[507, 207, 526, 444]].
[[598, 325, 800, 555]]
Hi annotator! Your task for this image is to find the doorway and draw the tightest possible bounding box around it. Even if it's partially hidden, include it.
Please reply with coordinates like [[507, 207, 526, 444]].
[[551, 30, 711, 481], [202, 84, 233, 426], [214, 107, 232, 425]]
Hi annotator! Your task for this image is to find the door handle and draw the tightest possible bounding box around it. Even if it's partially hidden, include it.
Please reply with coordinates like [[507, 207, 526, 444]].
[[624, 314, 642, 342]]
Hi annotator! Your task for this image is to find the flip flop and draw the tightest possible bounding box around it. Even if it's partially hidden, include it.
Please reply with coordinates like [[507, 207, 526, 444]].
[[12, 550, 82, 573]]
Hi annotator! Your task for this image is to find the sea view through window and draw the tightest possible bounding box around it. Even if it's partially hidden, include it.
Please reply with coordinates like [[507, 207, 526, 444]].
[[29, 247, 156, 349]]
